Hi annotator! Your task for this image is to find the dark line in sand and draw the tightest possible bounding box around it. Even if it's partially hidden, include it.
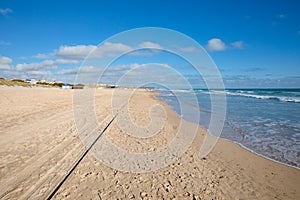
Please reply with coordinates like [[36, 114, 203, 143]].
[[47, 116, 116, 200]]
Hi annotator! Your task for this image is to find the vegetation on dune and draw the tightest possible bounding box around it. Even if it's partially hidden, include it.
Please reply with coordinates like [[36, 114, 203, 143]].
[[36, 81, 63, 88], [0, 78, 31, 87], [0, 78, 64, 88]]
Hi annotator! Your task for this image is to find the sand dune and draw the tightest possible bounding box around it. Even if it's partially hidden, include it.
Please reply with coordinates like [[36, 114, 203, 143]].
[[0, 86, 299, 199]]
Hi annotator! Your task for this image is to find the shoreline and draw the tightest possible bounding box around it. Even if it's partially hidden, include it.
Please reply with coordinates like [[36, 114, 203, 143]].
[[0, 86, 299, 199], [154, 89, 300, 170], [219, 135, 300, 170], [149, 89, 300, 198]]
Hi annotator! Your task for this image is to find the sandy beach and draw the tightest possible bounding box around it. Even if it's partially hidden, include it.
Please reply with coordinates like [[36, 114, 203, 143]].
[[0, 86, 299, 199]]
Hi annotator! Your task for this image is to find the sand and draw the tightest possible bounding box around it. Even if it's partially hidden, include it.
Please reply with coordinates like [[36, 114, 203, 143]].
[[0, 86, 299, 199]]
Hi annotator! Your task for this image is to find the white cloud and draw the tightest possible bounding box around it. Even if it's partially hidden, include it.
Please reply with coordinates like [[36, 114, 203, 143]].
[[55, 42, 133, 59], [26, 70, 51, 76], [33, 53, 50, 59], [33, 41, 163, 63], [206, 38, 226, 51], [0, 56, 12, 70], [25, 70, 54, 80], [0, 8, 12, 16], [58, 66, 102, 75], [79, 66, 102, 73], [55, 45, 96, 59], [55, 59, 79, 65], [1, 70, 25, 79], [57, 68, 78, 75], [16, 60, 56, 71], [1, 69, 53, 80], [15, 59, 79, 71], [0, 56, 12, 64], [95, 42, 133, 57], [138, 42, 162, 49], [130, 63, 171, 69], [206, 39, 244, 51], [231, 41, 244, 49]]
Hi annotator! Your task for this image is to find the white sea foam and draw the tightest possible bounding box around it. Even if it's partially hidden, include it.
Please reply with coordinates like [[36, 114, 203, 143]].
[[158, 88, 300, 168], [198, 90, 300, 103]]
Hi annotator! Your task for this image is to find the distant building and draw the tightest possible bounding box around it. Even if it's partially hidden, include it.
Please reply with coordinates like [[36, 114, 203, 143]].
[[62, 85, 71, 90], [25, 79, 37, 84], [72, 85, 84, 89], [30, 79, 37, 84]]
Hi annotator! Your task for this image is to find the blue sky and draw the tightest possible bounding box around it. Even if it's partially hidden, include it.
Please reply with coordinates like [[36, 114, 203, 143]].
[[0, 0, 299, 88]]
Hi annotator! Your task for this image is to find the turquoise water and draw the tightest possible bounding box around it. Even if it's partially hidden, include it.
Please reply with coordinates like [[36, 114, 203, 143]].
[[157, 89, 300, 168]]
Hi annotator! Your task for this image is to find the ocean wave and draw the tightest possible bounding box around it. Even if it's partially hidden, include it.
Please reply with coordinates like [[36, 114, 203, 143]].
[[198, 90, 300, 103], [160, 89, 300, 103], [173, 89, 194, 93], [158, 88, 300, 168], [227, 92, 300, 103], [160, 93, 175, 97], [277, 96, 300, 103]]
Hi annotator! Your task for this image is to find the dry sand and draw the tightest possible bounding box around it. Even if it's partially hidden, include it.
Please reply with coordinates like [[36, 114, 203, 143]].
[[0, 86, 299, 199]]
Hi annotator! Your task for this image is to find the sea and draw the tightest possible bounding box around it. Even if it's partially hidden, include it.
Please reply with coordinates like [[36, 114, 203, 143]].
[[156, 88, 300, 169]]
